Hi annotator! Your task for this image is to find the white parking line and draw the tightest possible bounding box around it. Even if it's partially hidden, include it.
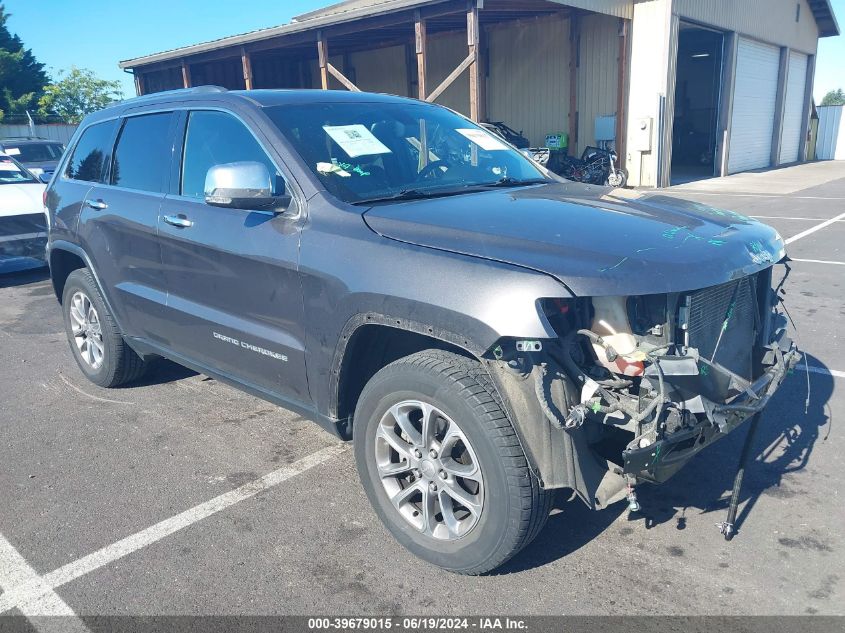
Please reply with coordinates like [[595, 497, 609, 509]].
[[0, 533, 90, 632], [784, 212, 845, 245], [799, 364, 845, 379], [0, 443, 346, 615], [750, 216, 830, 221], [791, 258, 845, 266], [664, 192, 845, 200]]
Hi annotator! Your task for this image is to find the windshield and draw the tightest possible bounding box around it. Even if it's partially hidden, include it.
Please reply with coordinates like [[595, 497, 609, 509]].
[[264, 101, 546, 204], [0, 155, 38, 184], [3, 142, 63, 163]]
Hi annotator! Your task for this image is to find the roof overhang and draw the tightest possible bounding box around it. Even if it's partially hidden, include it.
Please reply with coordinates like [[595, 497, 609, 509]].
[[808, 0, 840, 36], [119, 0, 450, 70]]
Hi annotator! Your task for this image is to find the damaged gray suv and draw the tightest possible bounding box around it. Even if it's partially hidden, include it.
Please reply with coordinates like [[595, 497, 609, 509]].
[[45, 87, 798, 574]]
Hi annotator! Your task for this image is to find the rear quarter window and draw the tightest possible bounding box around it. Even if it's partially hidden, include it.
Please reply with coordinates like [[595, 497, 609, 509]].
[[65, 120, 118, 182]]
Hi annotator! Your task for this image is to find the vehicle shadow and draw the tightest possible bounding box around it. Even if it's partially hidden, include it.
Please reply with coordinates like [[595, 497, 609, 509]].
[[495, 353, 832, 574], [124, 357, 199, 388]]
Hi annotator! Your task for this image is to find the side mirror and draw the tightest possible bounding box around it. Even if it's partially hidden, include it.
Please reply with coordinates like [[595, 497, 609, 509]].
[[204, 161, 289, 211], [39, 174, 51, 184]]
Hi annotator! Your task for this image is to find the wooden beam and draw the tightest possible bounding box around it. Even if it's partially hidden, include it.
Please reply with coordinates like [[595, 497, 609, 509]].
[[134, 72, 144, 96], [467, 1, 482, 122], [415, 10, 428, 100], [425, 52, 475, 104], [327, 63, 361, 91], [181, 60, 191, 88], [241, 47, 254, 90], [615, 18, 629, 170], [317, 31, 329, 90], [568, 14, 580, 153]]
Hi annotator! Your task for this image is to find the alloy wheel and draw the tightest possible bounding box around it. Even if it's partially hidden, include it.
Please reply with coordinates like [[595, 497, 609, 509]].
[[374, 400, 484, 540], [69, 291, 104, 370]]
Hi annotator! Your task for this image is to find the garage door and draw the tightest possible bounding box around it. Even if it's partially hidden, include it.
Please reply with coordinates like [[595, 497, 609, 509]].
[[728, 38, 780, 173], [778, 51, 809, 164]]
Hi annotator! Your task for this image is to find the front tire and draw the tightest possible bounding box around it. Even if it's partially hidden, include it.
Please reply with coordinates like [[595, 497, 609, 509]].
[[61, 268, 146, 387], [353, 350, 552, 574]]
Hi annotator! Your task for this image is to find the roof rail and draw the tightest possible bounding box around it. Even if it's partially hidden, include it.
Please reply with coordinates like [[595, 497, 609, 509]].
[[106, 85, 228, 109]]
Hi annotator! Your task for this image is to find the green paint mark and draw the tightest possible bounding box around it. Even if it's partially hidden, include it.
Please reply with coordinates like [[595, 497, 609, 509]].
[[591, 401, 601, 414], [599, 256, 629, 273], [699, 363, 709, 376]]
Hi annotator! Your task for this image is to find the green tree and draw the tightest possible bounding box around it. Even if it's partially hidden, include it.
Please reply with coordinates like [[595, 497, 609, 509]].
[[0, 4, 48, 118], [37, 67, 123, 124], [821, 88, 845, 106]]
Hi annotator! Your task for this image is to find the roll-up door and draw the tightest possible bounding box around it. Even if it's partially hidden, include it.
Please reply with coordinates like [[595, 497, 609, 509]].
[[728, 38, 780, 173], [778, 51, 809, 164]]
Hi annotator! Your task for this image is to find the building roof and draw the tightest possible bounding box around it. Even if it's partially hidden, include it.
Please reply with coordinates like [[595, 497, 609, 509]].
[[118, 0, 449, 70], [120, 0, 839, 70]]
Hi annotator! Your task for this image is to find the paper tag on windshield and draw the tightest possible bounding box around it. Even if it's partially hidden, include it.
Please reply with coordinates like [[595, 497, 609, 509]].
[[0, 161, 20, 171], [5, 148, 21, 156], [456, 128, 508, 151], [323, 125, 391, 158]]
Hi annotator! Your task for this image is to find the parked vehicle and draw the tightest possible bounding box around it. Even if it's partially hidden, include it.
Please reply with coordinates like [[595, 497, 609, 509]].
[[0, 153, 47, 273], [0, 137, 65, 181], [556, 145, 627, 187], [45, 88, 797, 574]]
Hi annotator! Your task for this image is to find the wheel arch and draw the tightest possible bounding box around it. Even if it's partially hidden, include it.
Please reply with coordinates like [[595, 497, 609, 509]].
[[330, 314, 482, 438]]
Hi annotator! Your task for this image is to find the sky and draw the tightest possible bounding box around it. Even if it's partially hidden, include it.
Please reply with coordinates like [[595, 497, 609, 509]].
[[4, 0, 845, 101]]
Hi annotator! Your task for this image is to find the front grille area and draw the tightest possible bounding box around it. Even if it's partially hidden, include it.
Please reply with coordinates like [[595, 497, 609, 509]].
[[686, 275, 758, 381]]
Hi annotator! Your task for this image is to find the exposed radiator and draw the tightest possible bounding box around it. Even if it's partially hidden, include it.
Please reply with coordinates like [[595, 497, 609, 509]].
[[685, 275, 758, 381]]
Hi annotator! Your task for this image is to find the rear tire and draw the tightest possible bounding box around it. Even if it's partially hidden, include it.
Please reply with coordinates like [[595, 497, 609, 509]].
[[354, 349, 552, 574], [61, 268, 146, 387]]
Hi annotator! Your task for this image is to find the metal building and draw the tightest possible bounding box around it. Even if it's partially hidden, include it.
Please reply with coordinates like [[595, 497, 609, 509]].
[[119, 0, 839, 188]]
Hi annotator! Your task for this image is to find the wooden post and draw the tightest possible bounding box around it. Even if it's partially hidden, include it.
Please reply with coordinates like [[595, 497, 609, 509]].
[[415, 10, 428, 100], [615, 19, 629, 169], [568, 13, 580, 154], [467, 1, 481, 122], [181, 60, 192, 89], [317, 31, 329, 90], [241, 47, 254, 90], [134, 72, 144, 96]]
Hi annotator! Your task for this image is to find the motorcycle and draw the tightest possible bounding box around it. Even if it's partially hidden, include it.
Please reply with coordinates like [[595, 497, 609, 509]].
[[556, 145, 628, 188]]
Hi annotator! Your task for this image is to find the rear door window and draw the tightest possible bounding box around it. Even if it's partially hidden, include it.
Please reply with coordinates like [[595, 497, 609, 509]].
[[65, 120, 118, 183], [111, 112, 175, 193], [180, 110, 284, 199]]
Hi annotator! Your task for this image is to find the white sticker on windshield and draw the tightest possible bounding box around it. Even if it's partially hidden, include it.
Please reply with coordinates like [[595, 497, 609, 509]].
[[5, 148, 21, 156], [0, 161, 20, 171], [456, 128, 508, 151], [323, 125, 392, 158]]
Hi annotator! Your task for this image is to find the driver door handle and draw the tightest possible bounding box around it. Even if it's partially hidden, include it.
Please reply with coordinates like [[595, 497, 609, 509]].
[[84, 199, 108, 210], [163, 214, 194, 228]]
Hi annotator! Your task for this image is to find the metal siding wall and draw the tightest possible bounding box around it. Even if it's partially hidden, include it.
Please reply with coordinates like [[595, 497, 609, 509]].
[[426, 31, 471, 115], [817, 105, 845, 160], [728, 38, 781, 173], [350, 45, 410, 96], [674, 0, 820, 53], [576, 13, 620, 155], [779, 51, 809, 164], [486, 16, 570, 147]]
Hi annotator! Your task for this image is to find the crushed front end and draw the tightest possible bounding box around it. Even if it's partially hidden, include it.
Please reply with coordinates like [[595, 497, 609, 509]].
[[484, 264, 799, 510]]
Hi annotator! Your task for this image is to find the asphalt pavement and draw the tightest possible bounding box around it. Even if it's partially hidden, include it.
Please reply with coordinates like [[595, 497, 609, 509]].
[[0, 162, 842, 622]]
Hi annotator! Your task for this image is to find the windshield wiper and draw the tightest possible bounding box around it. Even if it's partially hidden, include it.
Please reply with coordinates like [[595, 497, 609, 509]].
[[479, 177, 547, 188], [353, 187, 470, 205]]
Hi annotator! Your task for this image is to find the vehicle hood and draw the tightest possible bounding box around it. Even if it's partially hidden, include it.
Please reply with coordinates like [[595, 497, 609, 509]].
[[362, 181, 785, 296], [0, 183, 47, 218]]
